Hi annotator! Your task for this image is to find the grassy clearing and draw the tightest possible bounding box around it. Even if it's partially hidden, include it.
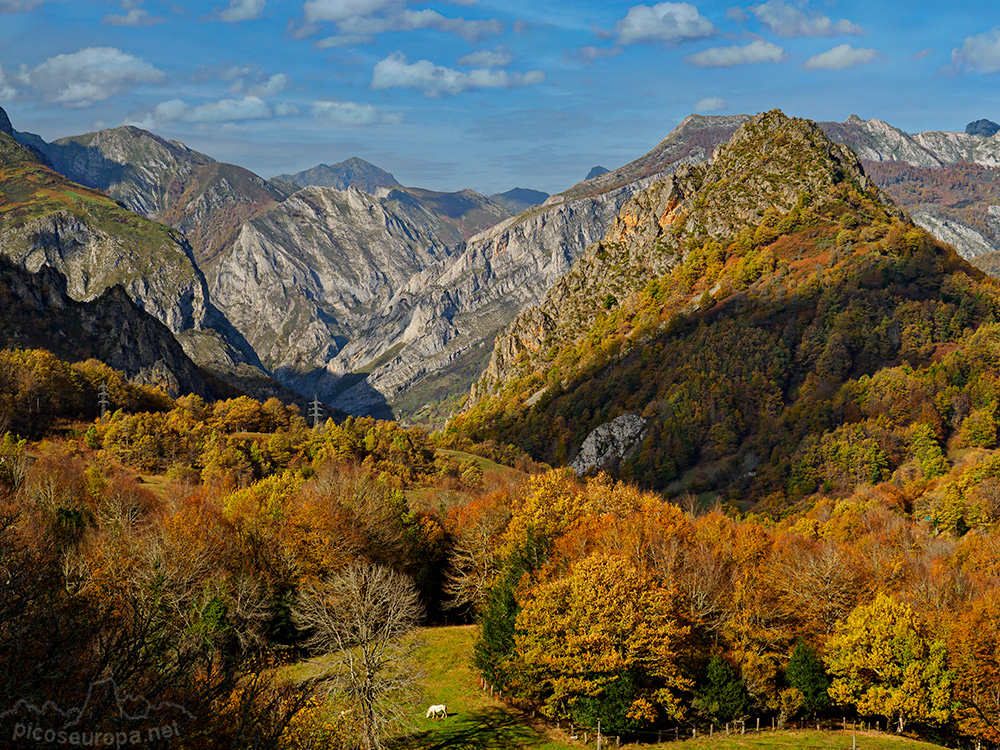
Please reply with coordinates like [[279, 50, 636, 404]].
[[678, 731, 949, 749], [281, 621, 951, 750], [392, 624, 576, 750]]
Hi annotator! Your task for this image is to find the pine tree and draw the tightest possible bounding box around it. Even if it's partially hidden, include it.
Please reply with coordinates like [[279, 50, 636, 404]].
[[785, 640, 831, 715]]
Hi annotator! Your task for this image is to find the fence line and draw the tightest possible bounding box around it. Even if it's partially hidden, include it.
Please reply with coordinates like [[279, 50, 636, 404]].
[[478, 679, 996, 749]]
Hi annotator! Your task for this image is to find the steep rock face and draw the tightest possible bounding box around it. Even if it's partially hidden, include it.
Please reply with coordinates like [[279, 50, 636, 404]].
[[208, 185, 454, 396], [329, 115, 749, 418], [42, 126, 216, 216], [156, 162, 288, 267], [821, 114, 1000, 168], [0, 257, 211, 398], [472, 110, 899, 402], [0, 133, 209, 333], [332, 173, 670, 416]]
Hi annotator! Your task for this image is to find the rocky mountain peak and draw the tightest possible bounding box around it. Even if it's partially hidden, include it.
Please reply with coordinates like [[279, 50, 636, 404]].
[[0, 106, 13, 136], [467, 109, 903, 405], [967, 119, 1000, 137], [690, 109, 880, 236]]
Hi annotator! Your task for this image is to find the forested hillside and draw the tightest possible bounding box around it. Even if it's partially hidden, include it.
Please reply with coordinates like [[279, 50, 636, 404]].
[[1, 346, 997, 748], [454, 112, 1000, 518]]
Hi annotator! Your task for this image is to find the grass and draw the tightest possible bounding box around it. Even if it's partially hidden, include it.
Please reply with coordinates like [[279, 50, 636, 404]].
[[391, 625, 577, 750], [283, 626, 951, 750]]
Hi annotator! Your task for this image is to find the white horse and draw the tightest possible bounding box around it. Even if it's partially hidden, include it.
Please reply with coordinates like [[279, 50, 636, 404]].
[[425, 704, 447, 720]]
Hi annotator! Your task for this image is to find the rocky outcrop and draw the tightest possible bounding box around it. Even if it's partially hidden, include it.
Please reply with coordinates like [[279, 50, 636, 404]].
[[0, 257, 212, 398], [570, 414, 649, 475], [207, 185, 454, 397], [967, 119, 1000, 138]]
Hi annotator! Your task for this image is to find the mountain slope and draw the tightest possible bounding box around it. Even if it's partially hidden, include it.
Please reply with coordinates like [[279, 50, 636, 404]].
[[155, 161, 288, 267], [452, 110, 996, 506], [40, 125, 216, 217], [820, 115, 1000, 264], [0, 256, 213, 399], [273, 157, 401, 192], [326, 114, 750, 420], [490, 188, 550, 214], [0, 131, 209, 333]]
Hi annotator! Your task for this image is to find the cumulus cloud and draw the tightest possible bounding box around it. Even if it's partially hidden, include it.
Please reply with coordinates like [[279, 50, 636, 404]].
[[102, 7, 164, 26], [275, 103, 300, 116], [750, 1, 863, 38], [302, 0, 501, 45], [614, 3, 714, 45], [804, 44, 878, 70], [210, 0, 265, 22], [574, 45, 623, 63], [457, 47, 514, 67], [687, 40, 785, 67], [0, 65, 19, 99], [371, 51, 544, 96], [248, 73, 292, 95], [946, 28, 1000, 74], [22, 47, 165, 107], [696, 96, 726, 111], [0, 0, 44, 11], [311, 99, 402, 125], [128, 95, 272, 127]]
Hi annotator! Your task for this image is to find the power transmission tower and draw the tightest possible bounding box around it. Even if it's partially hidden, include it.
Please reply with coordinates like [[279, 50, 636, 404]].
[[310, 395, 323, 431], [98, 381, 109, 417]]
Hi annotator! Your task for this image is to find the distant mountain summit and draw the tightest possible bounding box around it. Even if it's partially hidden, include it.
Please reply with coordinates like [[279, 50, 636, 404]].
[[273, 157, 401, 192], [585, 166, 610, 180], [967, 119, 1000, 137], [489, 187, 549, 214]]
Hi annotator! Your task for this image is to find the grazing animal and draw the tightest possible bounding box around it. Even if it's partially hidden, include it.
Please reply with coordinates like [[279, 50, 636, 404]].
[[425, 704, 447, 720]]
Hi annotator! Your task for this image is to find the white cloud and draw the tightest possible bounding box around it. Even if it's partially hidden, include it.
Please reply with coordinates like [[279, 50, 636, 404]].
[[614, 3, 714, 45], [211, 0, 265, 22], [248, 73, 291, 95], [303, 0, 397, 24], [128, 95, 272, 127], [696, 96, 726, 111], [302, 0, 502, 45], [457, 47, 514, 67], [275, 103, 300, 116], [102, 7, 164, 26], [687, 40, 785, 67], [804, 44, 878, 70], [576, 45, 622, 63], [947, 29, 1000, 74], [0, 65, 19, 99], [0, 0, 44, 11], [25, 47, 165, 107], [750, 1, 862, 38], [371, 51, 543, 97], [311, 99, 401, 125]]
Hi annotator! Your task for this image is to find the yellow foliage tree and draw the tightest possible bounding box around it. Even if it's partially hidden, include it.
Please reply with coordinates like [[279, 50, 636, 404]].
[[512, 554, 691, 732], [825, 593, 953, 733]]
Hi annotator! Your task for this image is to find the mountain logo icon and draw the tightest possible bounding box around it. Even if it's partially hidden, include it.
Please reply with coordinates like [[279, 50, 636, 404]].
[[2, 678, 193, 746]]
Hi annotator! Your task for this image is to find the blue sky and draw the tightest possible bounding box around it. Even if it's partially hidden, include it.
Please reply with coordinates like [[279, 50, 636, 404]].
[[0, 0, 997, 194]]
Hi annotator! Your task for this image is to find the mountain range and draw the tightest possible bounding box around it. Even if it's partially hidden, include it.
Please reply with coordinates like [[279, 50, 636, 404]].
[[2, 105, 997, 434]]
